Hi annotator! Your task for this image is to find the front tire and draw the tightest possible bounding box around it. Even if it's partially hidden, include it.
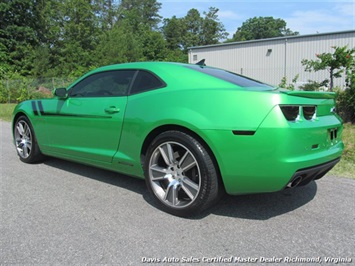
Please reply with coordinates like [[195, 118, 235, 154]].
[[14, 116, 44, 163], [144, 131, 220, 217]]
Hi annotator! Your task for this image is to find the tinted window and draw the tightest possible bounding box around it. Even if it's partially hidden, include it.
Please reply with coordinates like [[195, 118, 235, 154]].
[[187, 65, 273, 89], [69, 70, 136, 97], [130, 70, 166, 95]]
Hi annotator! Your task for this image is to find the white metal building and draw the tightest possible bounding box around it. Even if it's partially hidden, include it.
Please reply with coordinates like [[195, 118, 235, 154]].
[[188, 30, 355, 89]]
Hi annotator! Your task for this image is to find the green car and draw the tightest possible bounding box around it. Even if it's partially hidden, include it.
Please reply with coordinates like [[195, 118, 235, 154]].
[[12, 62, 344, 216]]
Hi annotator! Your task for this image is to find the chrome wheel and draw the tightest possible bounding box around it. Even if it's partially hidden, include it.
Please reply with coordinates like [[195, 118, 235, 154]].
[[148, 141, 201, 208], [145, 131, 220, 216], [14, 120, 33, 159]]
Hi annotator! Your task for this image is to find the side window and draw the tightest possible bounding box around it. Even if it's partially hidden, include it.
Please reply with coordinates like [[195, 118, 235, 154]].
[[130, 70, 166, 95], [69, 70, 136, 97]]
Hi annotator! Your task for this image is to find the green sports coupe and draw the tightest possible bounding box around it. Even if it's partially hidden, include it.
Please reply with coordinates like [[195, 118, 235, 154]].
[[12, 62, 344, 216]]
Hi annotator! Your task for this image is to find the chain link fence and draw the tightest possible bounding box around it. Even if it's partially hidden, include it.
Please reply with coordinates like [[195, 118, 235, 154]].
[[0, 77, 76, 103]]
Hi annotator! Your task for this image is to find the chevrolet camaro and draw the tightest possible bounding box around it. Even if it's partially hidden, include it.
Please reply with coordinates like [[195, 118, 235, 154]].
[[12, 62, 344, 216]]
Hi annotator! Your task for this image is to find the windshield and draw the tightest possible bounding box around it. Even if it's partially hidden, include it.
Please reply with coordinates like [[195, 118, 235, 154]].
[[187, 65, 274, 90]]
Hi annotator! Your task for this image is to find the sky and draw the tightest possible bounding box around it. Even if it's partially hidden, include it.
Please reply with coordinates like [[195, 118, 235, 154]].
[[158, 0, 355, 38]]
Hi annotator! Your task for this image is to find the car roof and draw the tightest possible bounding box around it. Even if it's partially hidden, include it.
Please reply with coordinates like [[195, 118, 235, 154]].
[[93, 61, 187, 72]]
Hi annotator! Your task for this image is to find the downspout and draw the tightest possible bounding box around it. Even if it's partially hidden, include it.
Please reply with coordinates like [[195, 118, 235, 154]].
[[188, 49, 192, 64], [284, 38, 288, 78]]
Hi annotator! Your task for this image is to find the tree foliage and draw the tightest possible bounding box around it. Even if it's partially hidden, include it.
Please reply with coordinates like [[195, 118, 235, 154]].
[[162, 7, 227, 52], [230, 16, 298, 42], [0, 0, 40, 75], [301, 46, 355, 123], [1, 1, 296, 89], [120, 0, 162, 31], [302, 46, 355, 91], [3, 0, 228, 79]]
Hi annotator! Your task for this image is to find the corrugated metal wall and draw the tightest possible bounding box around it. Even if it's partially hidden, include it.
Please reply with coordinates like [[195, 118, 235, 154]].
[[188, 31, 355, 88]]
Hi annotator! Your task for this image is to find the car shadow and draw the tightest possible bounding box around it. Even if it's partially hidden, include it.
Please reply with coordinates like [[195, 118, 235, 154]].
[[204, 182, 317, 220], [43, 157, 148, 196], [44, 157, 317, 220]]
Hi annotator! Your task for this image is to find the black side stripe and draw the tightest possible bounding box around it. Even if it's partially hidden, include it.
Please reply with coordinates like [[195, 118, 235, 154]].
[[38, 101, 44, 115], [32, 101, 39, 116], [31, 100, 111, 119], [41, 113, 112, 119]]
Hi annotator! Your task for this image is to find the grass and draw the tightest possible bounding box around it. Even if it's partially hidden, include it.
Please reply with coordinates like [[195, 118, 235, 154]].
[[1, 103, 354, 179], [330, 123, 355, 179], [0, 103, 16, 122]]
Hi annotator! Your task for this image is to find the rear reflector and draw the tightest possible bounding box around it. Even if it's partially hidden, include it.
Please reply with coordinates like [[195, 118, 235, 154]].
[[232, 130, 256, 136]]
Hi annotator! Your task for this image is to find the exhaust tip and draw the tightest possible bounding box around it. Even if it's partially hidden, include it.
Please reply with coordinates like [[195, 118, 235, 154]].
[[287, 176, 303, 188]]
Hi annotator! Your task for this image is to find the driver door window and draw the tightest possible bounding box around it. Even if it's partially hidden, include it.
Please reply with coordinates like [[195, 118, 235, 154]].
[[69, 70, 136, 97]]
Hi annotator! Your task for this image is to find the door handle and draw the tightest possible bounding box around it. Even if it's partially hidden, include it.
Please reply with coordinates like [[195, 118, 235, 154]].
[[104, 106, 120, 114]]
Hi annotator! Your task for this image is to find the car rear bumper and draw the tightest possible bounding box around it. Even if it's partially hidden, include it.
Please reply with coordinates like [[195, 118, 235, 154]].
[[285, 157, 340, 188]]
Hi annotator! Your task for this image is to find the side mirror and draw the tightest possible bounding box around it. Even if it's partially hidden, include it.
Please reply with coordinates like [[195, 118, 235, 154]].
[[54, 88, 68, 98]]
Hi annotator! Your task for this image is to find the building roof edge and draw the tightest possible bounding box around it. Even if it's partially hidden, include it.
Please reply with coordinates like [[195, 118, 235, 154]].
[[188, 30, 355, 51]]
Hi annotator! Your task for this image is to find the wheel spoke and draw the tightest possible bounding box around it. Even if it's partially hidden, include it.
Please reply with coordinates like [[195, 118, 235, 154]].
[[150, 165, 168, 181], [178, 151, 189, 167], [164, 183, 179, 206], [166, 143, 175, 164], [24, 124, 30, 138], [150, 165, 167, 174], [17, 123, 24, 135], [17, 142, 24, 149], [180, 152, 196, 172], [23, 145, 29, 158], [158, 143, 174, 166], [181, 176, 199, 200]]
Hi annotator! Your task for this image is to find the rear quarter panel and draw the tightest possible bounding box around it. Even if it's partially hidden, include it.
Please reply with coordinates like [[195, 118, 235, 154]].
[[115, 86, 278, 177]]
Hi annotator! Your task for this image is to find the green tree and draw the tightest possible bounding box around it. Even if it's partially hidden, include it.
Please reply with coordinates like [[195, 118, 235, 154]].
[[182, 8, 202, 49], [95, 22, 143, 65], [0, 0, 40, 75], [32, 0, 61, 77], [162, 7, 227, 52], [95, 0, 168, 65], [33, 0, 102, 77], [200, 7, 228, 45], [139, 26, 169, 61], [230, 16, 298, 42], [92, 0, 119, 31], [162, 16, 186, 50], [119, 0, 162, 31], [301, 46, 355, 122], [336, 49, 355, 123], [302, 46, 355, 91]]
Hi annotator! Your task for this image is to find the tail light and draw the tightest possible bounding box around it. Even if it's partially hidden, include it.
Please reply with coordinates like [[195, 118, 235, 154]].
[[280, 106, 300, 121], [280, 105, 317, 122], [303, 106, 317, 120]]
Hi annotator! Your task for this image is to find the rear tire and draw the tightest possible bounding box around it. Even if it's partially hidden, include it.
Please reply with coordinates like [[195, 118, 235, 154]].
[[144, 130, 220, 217], [14, 116, 44, 163]]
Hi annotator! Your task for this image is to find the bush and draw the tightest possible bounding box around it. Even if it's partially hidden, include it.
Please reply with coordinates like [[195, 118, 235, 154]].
[[0, 75, 75, 103], [278, 75, 299, 90], [336, 87, 355, 123], [299, 80, 329, 91]]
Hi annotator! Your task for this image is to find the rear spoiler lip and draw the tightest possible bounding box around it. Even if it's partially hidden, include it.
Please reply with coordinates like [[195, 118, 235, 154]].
[[280, 90, 336, 99]]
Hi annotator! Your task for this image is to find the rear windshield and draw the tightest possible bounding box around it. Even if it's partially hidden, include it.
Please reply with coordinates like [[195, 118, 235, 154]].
[[186, 65, 273, 90]]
